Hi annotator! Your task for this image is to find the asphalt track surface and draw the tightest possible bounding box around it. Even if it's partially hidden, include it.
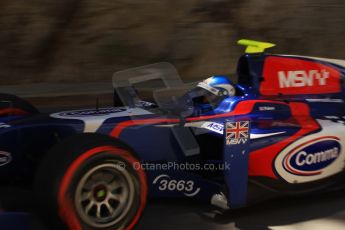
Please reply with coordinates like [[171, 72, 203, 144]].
[[135, 190, 345, 230], [3, 189, 345, 229]]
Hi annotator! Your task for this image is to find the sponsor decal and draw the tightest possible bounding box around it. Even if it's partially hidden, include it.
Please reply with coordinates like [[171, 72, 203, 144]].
[[253, 102, 290, 115], [134, 100, 156, 108], [202, 122, 224, 134], [258, 106, 275, 111], [282, 136, 341, 176], [188, 121, 282, 139], [0, 151, 11, 166], [278, 69, 329, 88], [57, 108, 127, 117], [153, 174, 200, 197], [260, 56, 341, 95], [226, 121, 249, 145]]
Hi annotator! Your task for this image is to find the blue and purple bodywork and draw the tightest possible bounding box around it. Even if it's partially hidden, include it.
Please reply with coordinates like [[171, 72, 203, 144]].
[[1, 41, 345, 221]]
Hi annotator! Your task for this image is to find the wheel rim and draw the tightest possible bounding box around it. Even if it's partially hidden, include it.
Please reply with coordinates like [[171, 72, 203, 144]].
[[74, 161, 136, 228]]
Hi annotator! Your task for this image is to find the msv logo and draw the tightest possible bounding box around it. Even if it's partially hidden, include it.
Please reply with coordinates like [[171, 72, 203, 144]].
[[278, 69, 330, 88], [283, 136, 341, 176]]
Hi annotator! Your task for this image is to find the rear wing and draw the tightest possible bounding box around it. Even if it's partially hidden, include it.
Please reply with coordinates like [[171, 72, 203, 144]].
[[236, 53, 345, 97]]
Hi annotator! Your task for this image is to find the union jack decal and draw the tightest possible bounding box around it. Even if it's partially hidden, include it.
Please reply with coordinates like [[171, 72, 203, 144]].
[[226, 121, 249, 145]]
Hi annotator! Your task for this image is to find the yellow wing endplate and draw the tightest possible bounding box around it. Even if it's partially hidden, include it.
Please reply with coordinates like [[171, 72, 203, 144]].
[[237, 39, 276, 54]]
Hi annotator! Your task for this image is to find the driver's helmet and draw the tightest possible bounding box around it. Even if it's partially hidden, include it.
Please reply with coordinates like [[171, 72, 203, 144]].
[[187, 75, 236, 112]]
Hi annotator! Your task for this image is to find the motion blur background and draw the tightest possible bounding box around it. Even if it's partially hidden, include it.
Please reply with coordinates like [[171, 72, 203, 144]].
[[2, 2, 345, 229], [1, 0, 345, 86]]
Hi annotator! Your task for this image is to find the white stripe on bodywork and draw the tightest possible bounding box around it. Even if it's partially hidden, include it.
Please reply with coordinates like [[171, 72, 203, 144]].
[[51, 107, 152, 133], [306, 99, 344, 103], [250, 132, 286, 139], [158, 121, 286, 139]]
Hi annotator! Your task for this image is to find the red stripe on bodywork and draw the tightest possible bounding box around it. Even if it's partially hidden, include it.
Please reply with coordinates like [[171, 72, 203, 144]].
[[111, 118, 180, 137], [248, 102, 320, 179], [58, 146, 147, 230], [0, 108, 28, 116], [111, 100, 319, 181], [111, 100, 287, 137]]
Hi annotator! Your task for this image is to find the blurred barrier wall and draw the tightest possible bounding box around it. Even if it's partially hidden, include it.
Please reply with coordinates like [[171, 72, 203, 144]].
[[0, 0, 344, 85]]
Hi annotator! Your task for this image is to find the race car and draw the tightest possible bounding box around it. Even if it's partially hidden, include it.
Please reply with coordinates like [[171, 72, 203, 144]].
[[1, 39, 345, 230]]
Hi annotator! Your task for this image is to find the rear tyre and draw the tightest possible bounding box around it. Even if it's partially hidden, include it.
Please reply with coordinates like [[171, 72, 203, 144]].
[[34, 134, 147, 230]]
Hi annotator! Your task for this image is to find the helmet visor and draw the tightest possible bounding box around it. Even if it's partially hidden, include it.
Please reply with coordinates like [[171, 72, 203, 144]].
[[187, 86, 223, 109]]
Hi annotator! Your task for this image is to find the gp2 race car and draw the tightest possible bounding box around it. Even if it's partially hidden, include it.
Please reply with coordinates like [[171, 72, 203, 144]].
[[1, 39, 345, 230]]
